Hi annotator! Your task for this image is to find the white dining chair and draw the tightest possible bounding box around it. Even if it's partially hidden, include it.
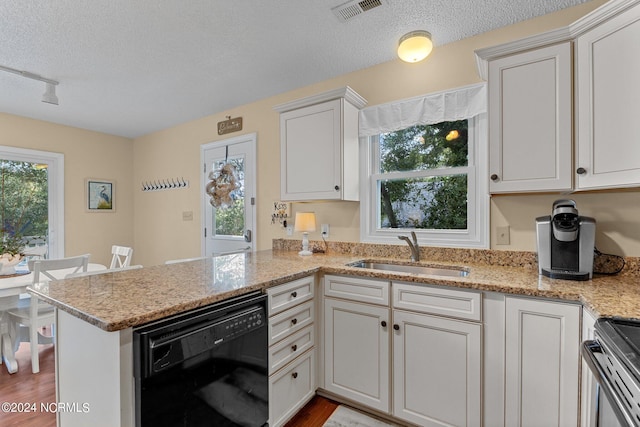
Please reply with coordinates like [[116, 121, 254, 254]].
[[7, 254, 89, 373], [110, 245, 133, 269], [65, 264, 142, 278]]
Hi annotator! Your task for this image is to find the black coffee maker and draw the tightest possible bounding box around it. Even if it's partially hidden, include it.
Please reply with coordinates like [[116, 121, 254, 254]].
[[535, 199, 596, 280]]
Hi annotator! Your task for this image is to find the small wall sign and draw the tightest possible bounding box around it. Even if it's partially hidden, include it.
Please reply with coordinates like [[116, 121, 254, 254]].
[[217, 116, 243, 135]]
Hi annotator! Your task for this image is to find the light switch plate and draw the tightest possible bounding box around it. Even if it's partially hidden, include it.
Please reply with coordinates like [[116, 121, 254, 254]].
[[496, 226, 510, 245], [182, 211, 193, 221]]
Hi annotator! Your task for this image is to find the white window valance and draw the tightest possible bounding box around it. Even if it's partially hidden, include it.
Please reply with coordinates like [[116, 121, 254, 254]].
[[359, 83, 487, 137]]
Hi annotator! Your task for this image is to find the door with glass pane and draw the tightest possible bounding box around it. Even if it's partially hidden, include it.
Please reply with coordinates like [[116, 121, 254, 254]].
[[202, 134, 256, 256]]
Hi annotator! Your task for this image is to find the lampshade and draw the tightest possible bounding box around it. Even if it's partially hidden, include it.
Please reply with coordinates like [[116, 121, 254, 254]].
[[397, 30, 433, 63], [294, 212, 316, 233]]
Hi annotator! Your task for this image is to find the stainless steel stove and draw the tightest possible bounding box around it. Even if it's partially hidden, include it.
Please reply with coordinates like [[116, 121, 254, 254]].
[[583, 318, 640, 427]]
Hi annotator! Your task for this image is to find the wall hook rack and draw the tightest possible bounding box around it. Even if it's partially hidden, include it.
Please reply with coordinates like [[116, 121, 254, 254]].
[[142, 177, 189, 192]]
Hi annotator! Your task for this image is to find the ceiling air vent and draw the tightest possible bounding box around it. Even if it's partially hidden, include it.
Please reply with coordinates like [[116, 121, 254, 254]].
[[332, 0, 384, 22]]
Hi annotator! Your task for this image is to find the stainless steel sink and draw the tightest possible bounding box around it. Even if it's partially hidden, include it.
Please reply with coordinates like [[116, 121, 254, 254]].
[[348, 260, 469, 277]]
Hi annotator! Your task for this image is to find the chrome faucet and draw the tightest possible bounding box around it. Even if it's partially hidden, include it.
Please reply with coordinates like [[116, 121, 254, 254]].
[[398, 231, 420, 262]]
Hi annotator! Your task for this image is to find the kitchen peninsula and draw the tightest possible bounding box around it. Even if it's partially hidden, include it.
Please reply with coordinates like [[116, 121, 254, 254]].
[[29, 244, 640, 427]]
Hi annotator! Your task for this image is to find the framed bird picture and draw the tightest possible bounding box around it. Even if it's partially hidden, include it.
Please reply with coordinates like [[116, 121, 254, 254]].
[[86, 178, 115, 212]]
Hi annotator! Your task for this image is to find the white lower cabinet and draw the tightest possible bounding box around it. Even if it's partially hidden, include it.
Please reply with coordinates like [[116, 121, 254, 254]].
[[323, 297, 390, 411], [267, 276, 316, 427], [269, 349, 316, 427], [393, 310, 481, 427], [504, 296, 581, 427], [322, 275, 482, 426]]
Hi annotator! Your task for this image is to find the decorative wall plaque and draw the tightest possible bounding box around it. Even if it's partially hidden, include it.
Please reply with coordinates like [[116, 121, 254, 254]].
[[217, 116, 243, 135]]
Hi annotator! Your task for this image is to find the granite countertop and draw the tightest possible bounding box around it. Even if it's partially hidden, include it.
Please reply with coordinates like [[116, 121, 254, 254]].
[[29, 248, 640, 332]]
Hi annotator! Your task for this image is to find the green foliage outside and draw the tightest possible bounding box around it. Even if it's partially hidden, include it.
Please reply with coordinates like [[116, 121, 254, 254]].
[[215, 198, 245, 236], [0, 160, 48, 255], [378, 120, 468, 230]]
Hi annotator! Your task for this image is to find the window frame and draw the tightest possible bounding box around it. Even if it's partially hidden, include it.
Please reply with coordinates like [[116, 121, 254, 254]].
[[0, 145, 65, 258], [360, 114, 489, 248]]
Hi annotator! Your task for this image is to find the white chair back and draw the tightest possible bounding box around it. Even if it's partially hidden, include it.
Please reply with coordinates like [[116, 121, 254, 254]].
[[9, 254, 89, 373], [110, 245, 133, 269], [29, 254, 90, 283], [66, 264, 142, 278]]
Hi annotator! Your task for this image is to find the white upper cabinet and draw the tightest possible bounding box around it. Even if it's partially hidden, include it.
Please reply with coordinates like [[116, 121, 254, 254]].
[[488, 42, 573, 193], [274, 87, 367, 201], [575, 1, 640, 190], [477, 0, 640, 193]]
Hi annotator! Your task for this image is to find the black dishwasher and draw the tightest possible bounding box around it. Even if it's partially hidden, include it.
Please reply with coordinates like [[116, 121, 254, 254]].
[[133, 292, 268, 427]]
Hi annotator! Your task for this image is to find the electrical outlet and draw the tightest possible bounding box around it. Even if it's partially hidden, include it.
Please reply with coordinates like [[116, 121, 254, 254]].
[[286, 226, 293, 236], [496, 226, 510, 245], [321, 224, 329, 238]]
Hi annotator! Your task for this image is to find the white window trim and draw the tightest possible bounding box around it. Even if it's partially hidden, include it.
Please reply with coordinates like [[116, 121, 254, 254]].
[[359, 86, 489, 249], [0, 146, 65, 258]]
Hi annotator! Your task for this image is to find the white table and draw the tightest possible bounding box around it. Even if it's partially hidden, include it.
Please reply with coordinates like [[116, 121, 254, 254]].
[[0, 263, 106, 373]]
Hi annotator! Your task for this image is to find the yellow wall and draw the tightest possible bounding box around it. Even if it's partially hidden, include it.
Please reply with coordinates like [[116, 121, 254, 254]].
[[133, 0, 632, 267], [7, 1, 629, 268], [0, 113, 134, 266]]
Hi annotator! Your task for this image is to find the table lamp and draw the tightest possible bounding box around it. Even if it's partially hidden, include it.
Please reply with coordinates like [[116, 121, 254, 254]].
[[294, 212, 316, 256]]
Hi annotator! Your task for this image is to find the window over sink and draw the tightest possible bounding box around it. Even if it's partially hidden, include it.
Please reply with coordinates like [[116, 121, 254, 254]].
[[359, 84, 488, 248]]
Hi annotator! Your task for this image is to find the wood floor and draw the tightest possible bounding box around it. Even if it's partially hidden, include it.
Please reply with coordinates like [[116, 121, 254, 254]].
[[0, 340, 337, 427], [0, 342, 56, 427], [285, 395, 339, 427]]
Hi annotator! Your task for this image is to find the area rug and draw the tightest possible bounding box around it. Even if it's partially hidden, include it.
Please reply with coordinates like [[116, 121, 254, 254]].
[[322, 405, 398, 427]]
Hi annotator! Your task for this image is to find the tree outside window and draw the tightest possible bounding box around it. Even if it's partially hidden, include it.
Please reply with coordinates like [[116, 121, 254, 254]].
[[376, 120, 469, 232], [0, 160, 48, 255]]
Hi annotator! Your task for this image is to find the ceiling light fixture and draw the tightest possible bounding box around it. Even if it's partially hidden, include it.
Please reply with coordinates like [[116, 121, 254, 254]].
[[397, 30, 433, 63], [0, 64, 60, 105]]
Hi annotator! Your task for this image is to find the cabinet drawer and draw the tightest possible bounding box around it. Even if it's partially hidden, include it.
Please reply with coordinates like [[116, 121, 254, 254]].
[[268, 300, 314, 346], [324, 274, 389, 306], [269, 325, 314, 375], [393, 282, 482, 321], [267, 276, 314, 316], [269, 349, 316, 427]]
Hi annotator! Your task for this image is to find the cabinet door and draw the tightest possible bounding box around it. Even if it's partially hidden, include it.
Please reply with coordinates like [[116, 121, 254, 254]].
[[576, 3, 640, 189], [269, 349, 315, 427], [505, 297, 580, 427], [323, 297, 390, 412], [280, 99, 342, 200], [392, 310, 481, 427], [488, 42, 572, 193]]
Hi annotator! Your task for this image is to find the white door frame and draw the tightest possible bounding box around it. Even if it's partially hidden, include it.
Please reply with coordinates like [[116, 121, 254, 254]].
[[0, 146, 65, 259], [200, 133, 257, 256]]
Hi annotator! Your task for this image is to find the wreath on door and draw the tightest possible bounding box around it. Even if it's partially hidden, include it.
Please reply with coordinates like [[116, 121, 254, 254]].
[[205, 146, 240, 208]]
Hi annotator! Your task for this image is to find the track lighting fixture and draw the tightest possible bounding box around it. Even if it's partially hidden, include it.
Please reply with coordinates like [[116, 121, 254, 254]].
[[0, 64, 60, 105], [42, 82, 59, 105]]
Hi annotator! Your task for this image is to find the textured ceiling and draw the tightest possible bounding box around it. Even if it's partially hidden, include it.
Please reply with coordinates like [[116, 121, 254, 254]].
[[0, 0, 590, 138]]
